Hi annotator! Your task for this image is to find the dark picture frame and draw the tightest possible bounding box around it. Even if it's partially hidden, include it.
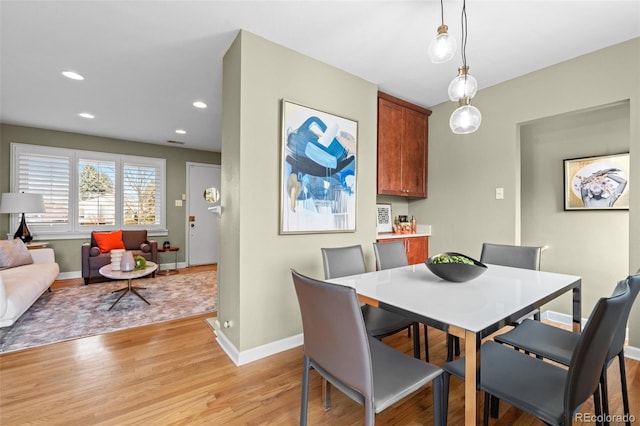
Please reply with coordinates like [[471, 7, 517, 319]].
[[563, 153, 629, 210], [280, 100, 358, 234]]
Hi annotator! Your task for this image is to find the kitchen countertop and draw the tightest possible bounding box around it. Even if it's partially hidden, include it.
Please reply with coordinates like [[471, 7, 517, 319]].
[[377, 224, 431, 239]]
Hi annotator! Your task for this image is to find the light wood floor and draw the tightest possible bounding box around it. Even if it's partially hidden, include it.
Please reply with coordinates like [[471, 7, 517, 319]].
[[1, 266, 638, 425]]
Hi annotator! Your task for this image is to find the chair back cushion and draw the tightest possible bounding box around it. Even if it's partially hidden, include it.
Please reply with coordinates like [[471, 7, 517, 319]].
[[122, 230, 148, 250], [373, 241, 409, 270], [480, 242, 541, 270], [607, 274, 640, 360], [565, 281, 631, 416], [321, 245, 366, 279], [292, 270, 373, 400]]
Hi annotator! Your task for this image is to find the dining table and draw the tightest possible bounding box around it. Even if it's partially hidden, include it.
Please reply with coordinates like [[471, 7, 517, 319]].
[[327, 262, 582, 425]]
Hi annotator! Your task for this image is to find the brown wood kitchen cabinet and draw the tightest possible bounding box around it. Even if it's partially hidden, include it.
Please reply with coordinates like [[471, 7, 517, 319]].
[[378, 236, 429, 265], [377, 92, 432, 198]]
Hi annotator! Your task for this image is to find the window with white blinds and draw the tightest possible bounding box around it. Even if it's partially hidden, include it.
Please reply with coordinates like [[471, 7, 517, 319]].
[[10, 143, 166, 238]]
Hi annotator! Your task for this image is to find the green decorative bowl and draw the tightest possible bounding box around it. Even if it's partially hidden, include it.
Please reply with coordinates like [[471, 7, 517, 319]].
[[425, 252, 487, 282]]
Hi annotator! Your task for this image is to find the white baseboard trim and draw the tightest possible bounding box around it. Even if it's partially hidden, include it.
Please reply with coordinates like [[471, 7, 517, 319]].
[[541, 310, 640, 361], [215, 330, 303, 366], [213, 309, 640, 365]]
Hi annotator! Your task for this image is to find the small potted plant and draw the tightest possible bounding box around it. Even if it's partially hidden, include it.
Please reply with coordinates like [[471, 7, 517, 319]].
[[134, 255, 147, 270]]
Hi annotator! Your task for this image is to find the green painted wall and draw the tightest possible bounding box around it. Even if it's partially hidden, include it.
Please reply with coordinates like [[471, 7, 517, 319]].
[[0, 123, 220, 274], [411, 38, 639, 346], [220, 30, 378, 352]]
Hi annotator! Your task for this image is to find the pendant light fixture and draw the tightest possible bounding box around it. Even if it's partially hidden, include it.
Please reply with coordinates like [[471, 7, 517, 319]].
[[449, 0, 481, 134], [447, 65, 478, 101], [450, 97, 482, 134], [427, 0, 456, 63]]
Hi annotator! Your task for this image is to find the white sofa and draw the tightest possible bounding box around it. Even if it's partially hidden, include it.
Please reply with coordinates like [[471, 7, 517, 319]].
[[0, 248, 59, 327]]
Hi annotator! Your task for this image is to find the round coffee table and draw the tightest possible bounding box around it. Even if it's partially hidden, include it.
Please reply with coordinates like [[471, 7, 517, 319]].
[[99, 262, 158, 311]]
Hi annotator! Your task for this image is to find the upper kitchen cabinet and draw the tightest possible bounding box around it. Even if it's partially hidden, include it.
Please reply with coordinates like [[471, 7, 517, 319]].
[[377, 92, 432, 198]]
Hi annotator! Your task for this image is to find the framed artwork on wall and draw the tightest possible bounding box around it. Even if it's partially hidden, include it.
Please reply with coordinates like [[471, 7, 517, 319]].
[[280, 100, 358, 234], [563, 153, 629, 210]]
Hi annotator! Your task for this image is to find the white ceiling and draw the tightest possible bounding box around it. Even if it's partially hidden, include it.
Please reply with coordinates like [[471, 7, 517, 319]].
[[1, 1, 639, 153]]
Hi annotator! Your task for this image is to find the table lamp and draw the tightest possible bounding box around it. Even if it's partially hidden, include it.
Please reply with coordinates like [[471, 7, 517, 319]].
[[0, 192, 46, 242]]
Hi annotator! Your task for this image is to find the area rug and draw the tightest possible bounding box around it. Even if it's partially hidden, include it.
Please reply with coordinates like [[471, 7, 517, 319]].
[[0, 271, 216, 354]]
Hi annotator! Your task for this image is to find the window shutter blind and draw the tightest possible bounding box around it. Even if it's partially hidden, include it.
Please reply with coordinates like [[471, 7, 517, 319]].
[[16, 152, 70, 226], [123, 161, 161, 225], [78, 158, 116, 226]]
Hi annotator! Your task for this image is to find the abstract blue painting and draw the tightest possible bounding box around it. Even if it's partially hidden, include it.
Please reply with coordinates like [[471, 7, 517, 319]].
[[280, 100, 358, 234]]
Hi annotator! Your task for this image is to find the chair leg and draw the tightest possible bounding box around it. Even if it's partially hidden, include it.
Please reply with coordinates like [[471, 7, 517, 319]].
[[412, 322, 421, 359], [364, 399, 375, 426], [446, 334, 455, 362], [593, 387, 604, 426], [446, 335, 461, 362], [483, 393, 490, 426], [300, 356, 310, 426], [442, 372, 450, 426], [600, 367, 610, 422], [432, 374, 445, 426], [618, 351, 631, 426], [490, 394, 500, 418], [423, 324, 430, 363], [322, 377, 332, 411]]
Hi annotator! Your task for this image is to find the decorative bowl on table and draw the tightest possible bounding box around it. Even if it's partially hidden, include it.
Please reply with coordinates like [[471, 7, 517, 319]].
[[425, 252, 487, 282]]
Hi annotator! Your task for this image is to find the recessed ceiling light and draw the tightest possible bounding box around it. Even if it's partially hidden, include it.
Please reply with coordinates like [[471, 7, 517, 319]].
[[193, 101, 207, 109], [62, 71, 85, 80], [175, 129, 187, 135], [79, 112, 95, 119]]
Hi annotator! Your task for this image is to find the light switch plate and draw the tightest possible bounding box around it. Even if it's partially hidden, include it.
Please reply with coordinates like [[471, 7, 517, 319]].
[[495, 188, 504, 199], [175, 200, 183, 207]]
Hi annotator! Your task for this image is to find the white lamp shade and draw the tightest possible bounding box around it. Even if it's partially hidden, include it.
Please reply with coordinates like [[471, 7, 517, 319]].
[[450, 104, 482, 134], [428, 30, 456, 63], [0, 193, 46, 214], [448, 72, 478, 101]]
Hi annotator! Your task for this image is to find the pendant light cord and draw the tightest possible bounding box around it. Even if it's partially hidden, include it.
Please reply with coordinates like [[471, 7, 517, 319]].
[[440, 0, 445, 25], [461, 0, 468, 69]]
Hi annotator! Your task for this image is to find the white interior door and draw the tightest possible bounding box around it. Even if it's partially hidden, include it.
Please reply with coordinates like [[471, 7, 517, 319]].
[[187, 163, 220, 265]]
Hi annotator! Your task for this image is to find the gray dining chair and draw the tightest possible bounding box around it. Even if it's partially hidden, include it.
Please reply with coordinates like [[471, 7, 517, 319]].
[[291, 270, 445, 426], [372, 240, 410, 271], [445, 242, 543, 362], [481, 242, 542, 323], [321, 245, 421, 359], [373, 240, 433, 362], [493, 274, 640, 426], [479, 242, 542, 271], [441, 280, 631, 426]]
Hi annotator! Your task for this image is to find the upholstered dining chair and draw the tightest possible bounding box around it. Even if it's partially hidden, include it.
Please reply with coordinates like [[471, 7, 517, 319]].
[[291, 270, 445, 426], [443, 243, 543, 362], [493, 274, 640, 426], [373, 240, 434, 362], [321, 245, 421, 359], [481, 242, 543, 319], [441, 280, 631, 426]]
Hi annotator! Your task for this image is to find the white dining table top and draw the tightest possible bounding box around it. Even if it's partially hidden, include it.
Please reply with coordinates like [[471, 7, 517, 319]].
[[327, 263, 581, 334]]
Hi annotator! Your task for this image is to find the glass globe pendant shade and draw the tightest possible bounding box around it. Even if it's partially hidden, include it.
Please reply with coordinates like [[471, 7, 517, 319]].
[[448, 66, 478, 101], [450, 97, 482, 134], [428, 25, 457, 63]]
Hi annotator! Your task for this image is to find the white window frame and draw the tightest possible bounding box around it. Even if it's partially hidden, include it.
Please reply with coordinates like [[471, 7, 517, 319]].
[[9, 143, 167, 240]]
